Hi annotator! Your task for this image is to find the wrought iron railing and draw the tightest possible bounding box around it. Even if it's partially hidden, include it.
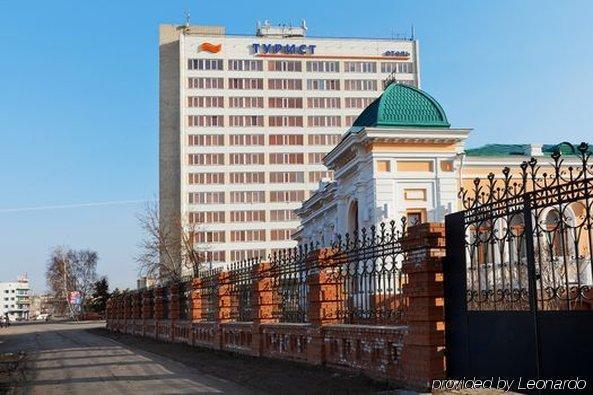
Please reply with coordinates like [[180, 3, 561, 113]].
[[460, 142, 593, 311]]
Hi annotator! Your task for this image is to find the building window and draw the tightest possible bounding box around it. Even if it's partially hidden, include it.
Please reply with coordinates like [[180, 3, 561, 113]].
[[308, 171, 333, 183], [307, 134, 341, 146], [268, 60, 302, 72], [307, 116, 342, 127], [188, 172, 224, 184], [188, 154, 225, 166], [194, 231, 226, 243], [229, 210, 266, 222], [228, 59, 263, 71], [229, 153, 265, 165], [189, 211, 225, 224], [187, 96, 224, 108], [229, 191, 266, 204], [269, 190, 305, 202], [269, 153, 304, 165], [228, 78, 264, 90], [345, 115, 359, 126], [269, 171, 305, 183], [230, 249, 266, 261], [344, 61, 377, 73], [229, 172, 265, 184], [187, 134, 224, 146], [229, 96, 264, 108], [344, 79, 378, 91], [307, 97, 341, 109], [380, 62, 415, 74], [187, 59, 223, 70], [230, 230, 266, 242], [188, 192, 225, 204], [204, 251, 226, 262], [268, 134, 303, 146], [270, 210, 298, 222], [188, 77, 224, 89], [268, 116, 303, 127], [306, 79, 340, 91], [270, 229, 294, 241], [188, 115, 224, 127], [228, 134, 264, 146], [308, 153, 325, 165], [306, 61, 339, 73], [268, 79, 302, 90], [268, 97, 303, 109], [345, 97, 375, 108], [406, 210, 426, 226], [228, 115, 264, 127]]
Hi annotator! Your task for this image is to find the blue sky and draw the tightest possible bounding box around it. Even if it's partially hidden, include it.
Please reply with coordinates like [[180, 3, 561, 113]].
[[1, 0, 592, 293]]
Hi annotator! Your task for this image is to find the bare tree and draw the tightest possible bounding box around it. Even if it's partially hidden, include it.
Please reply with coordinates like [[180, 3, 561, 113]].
[[136, 201, 207, 284], [46, 247, 98, 316]]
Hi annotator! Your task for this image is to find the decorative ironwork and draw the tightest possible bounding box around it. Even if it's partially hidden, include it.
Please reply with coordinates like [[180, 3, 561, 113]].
[[227, 258, 260, 321], [329, 219, 407, 324], [269, 243, 317, 323], [460, 142, 593, 311], [197, 267, 222, 321], [178, 280, 192, 320]]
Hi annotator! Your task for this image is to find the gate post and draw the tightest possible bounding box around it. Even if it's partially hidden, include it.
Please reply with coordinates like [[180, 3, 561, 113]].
[[401, 222, 446, 389], [443, 211, 469, 378]]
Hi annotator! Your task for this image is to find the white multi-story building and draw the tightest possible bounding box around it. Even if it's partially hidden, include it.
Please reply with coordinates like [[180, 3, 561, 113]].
[[159, 21, 420, 266], [0, 275, 30, 321]]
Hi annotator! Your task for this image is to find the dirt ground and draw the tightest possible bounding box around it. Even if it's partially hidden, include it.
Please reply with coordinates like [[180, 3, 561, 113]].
[[90, 327, 412, 394]]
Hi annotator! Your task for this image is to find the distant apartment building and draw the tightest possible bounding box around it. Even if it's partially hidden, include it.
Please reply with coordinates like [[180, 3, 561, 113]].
[[159, 21, 420, 268], [0, 275, 30, 320]]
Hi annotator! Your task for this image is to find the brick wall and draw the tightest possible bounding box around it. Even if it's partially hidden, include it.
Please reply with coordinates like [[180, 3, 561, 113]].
[[106, 223, 445, 391]]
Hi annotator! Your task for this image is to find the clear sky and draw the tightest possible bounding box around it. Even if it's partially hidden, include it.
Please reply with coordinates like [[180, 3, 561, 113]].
[[1, 0, 592, 293]]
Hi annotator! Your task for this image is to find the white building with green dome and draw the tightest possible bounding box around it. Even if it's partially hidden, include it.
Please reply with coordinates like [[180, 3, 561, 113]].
[[294, 82, 586, 244]]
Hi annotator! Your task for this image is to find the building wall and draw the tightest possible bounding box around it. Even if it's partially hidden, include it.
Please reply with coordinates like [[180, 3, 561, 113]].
[[159, 24, 420, 266]]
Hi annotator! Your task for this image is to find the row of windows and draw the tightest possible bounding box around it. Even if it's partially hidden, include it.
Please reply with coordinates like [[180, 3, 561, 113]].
[[188, 58, 415, 74], [188, 115, 347, 127], [188, 190, 307, 204], [187, 77, 405, 91], [188, 133, 341, 147], [187, 171, 333, 185], [188, 209, 298, 224], [188, 153, 327, 165], [186, 96, 375, 109], [193, 229, 297, 243], [230, 249, 267, 261]]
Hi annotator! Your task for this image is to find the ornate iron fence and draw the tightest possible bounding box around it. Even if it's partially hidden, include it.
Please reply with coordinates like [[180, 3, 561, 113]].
[[227, 258, 259, 321], [197, 267, 222, 321], [330, 219, 407, 325], [460, 142, 593, 311]]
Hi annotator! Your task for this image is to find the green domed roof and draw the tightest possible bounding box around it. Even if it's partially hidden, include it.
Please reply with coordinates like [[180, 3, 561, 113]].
[[352, 83, 450, 128]]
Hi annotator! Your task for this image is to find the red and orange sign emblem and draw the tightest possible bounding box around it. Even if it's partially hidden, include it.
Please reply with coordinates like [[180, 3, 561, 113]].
[[199, 42, 221, 53]]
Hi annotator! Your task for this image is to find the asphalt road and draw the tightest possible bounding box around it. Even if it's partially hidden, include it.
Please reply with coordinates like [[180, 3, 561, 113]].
[[0, 321, 252, 394]]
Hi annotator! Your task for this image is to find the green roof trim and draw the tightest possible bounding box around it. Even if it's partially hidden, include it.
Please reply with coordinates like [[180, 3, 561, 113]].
[[465, 143, 592, 157], [352, 83, 451, 128]]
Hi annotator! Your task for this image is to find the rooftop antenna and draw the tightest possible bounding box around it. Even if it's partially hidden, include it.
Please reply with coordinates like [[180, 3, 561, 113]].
[[411, 23, 415, 40], [184, 10, 191, 28]]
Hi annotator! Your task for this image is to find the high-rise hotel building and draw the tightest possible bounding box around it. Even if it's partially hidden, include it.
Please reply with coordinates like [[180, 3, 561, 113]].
[[159, 22, 420, 266]]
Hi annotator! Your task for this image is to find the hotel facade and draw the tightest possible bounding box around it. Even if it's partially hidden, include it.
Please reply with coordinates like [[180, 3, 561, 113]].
[[159, 22, 420, 266]]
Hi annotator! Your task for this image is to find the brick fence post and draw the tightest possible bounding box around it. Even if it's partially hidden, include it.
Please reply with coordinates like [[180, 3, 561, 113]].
[[306, 247, 342, 365], [123, 293, 132, 333], [251, 261, 278, 356], [191, 277, 206, 321], [401, 222, 446, 390]]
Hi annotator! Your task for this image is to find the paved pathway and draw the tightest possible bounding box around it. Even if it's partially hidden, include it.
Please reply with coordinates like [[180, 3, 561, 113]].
[[0, 321, 252, 394]]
